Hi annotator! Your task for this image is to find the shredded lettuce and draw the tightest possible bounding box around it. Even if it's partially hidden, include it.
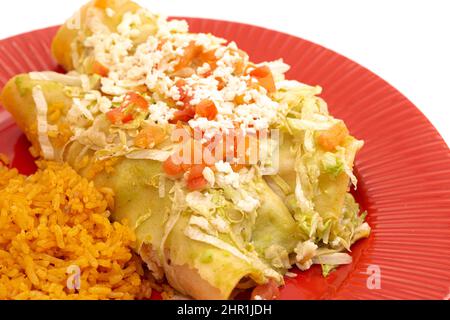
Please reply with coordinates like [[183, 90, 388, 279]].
[[312, 252, 352, 265], [27, 27, 370, 284], [271, 83, 370, 274], [72, 97, 94, 121], [267, 175, 292, 196], [185, 225, 282, 282], [29, 71, 82, 87], [321, 264, 336, 277], [158, 174, 166, 198], [135, 209, 153, 229], [185, 225, 252, 263], [294, 164, 315, 213], [32, 86, 55, 160], [266, 59, 290, 82], [287, 118, 335, 132], [322, 152, 344, 177], [209, 215, 230, 233], [188, 216, 217, 236], [126, 149, 171, 161]]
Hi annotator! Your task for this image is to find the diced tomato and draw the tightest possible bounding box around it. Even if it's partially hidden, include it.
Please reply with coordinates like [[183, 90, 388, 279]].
[[216, 77, 226, 90], [134, 125, 166, 148], [120, 112, 133, 124], [250, 65, 271, 78], [195, 100, 218, 120], [106, 107, 133, 124], [231, 163, 246, 172], [199, 50, 218, 69], [257, 76, 276, 93], [93, 0, 108, 9], [251, 280, 280, 300], [175, 79, 192, 104], [233, 49, 248, 75], [246, 81, 261, 91], [199, 50, 217, 63], [317, 122, 349, 152], [106, 92, 149, 124], [249, 65, 276, 93], [175, 41, 201, 71], [187, 176, 208, 191], [170, 107, 196, 123], [175, 79, 186, 88], [234, 94, 246, 105], [163, 156, 184, 178], [175, 41, 220, 74], [92, 60, 109, 77], [122, 92, 148, 110], [201, 70, 212, 78], [188, 164, 206, 180]]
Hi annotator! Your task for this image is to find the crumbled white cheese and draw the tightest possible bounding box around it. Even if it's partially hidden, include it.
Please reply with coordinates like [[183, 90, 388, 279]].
[[202, 166, 215, 187], [222, 171, 240, 188], [86, 7, 110, 34], [72, 6, 291, 192], [156, 16, 189, 37], [295, 240, 318, 271], [237, 195, 260, 213], [117, 12, 142, 37], [215, 160, 233, 174], [148, 101, 175, 125], [167, 84, 181, 101], [101, 78, 127, 95]]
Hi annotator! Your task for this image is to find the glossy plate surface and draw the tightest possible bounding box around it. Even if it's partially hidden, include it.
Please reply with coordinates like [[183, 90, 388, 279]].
[[0, 19, 449, 300]]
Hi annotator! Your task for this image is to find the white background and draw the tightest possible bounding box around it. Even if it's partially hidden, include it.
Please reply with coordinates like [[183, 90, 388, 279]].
[[0, 0, 448, 146]]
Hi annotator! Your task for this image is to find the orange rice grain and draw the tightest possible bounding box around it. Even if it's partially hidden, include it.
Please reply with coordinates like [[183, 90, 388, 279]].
[[0, 161, 152, 300]]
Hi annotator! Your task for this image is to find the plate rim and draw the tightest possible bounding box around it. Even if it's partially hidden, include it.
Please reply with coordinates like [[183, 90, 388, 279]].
[[0, 19, 449, 300]]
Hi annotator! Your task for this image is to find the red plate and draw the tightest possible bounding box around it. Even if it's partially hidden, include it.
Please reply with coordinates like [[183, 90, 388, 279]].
[[1, 19, 449, 300]]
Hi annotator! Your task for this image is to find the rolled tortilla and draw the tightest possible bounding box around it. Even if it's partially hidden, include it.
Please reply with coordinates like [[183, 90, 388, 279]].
[[277, 134, 354, 218], [52, 0, 159, 73], [1, 74, 301, 299]]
